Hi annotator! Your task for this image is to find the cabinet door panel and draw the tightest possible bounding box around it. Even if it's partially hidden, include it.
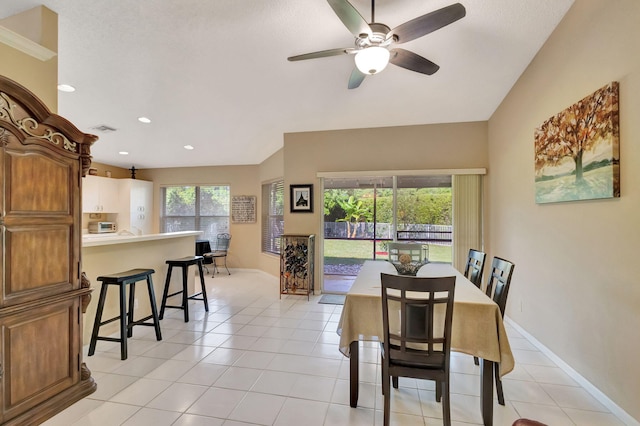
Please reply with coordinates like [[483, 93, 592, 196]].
[[1, 299, 79, 420], [5, 151, 71, 215], [3, 226, 73, 304]]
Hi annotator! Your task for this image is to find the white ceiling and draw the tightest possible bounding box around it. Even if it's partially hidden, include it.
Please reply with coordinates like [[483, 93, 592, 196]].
[[2, 0, 574, 169]]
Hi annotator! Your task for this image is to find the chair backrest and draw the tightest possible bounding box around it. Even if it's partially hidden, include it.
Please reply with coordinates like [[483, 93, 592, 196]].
[[485, 256, 515, 317], [463, 249, 486, 289], [381, 273, 456, 368], [215, 233, 231, 252], [387, 242, 428, 263]]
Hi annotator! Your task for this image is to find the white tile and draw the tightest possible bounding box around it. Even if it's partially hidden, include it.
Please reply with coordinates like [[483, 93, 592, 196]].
[[331, 379, 377, 409], [220, 335, 259, 349], [71, 401, 140, 426], [171, 344, 216, 362], [512, 349, 556, 367], [324, 404, 375, 425], [186, 387, 246, 418], [121, 407, 181, 426], [86, 373, 139, 401], [251, 370, 298, 396], [178, 362, 229, 386], [214, 366, 263, 390], [564, 407, 626, 425], [110, 356, 167, 377], [141, 342, 190, 359], [193, 332, 232, 347], [228, 392, 286, 425], [41, 398, 103, 426], [501, 379, 557, 405], [201, 347, 245, 365], [172, 413, 224, 426], [274, 398, 328, 426], [523, 364, 579, 386], [144, 359, 197, 381], [109, 378, 172, 406], [233, 350, 276, 369], [147, 382, 208, 412], [540, 383, 609, 411], [290, 375, 336, 402], [511, 401, 575, 425]]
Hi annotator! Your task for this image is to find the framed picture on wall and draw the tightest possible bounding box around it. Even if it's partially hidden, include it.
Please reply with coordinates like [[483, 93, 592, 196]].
[[290, 184, 313, 213]]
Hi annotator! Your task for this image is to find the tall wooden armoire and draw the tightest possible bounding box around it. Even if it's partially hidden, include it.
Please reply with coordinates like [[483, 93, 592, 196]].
[[0, 75, 97, 425]]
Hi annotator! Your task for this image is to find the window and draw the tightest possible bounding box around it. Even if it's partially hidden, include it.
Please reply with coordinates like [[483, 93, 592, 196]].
[[161, 185, 230, 241], [262, 180, 284, 254]]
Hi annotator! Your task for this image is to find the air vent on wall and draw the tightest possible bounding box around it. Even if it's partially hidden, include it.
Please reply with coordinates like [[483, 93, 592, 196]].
[[91, 125, 117, 133]]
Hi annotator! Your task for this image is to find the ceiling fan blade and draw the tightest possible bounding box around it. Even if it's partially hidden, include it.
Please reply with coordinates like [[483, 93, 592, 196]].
[[348, 68, 366, 89], [327, 0, 372, 38], [389, 48, 440, 75], [388, 3, 466, 44], [288, 47, 355, 61]]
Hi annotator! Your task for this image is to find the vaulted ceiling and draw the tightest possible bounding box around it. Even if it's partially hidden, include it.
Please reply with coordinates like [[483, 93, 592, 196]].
[[2, 0, 574, 169]]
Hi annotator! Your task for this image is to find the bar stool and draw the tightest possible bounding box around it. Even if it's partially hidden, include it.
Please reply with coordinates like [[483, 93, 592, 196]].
[[160, 256, 209, 322], [88, 268, 162, 360]]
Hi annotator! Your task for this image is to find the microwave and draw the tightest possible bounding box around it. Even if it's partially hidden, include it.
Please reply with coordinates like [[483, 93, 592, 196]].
[[88, 221, 117, 233]]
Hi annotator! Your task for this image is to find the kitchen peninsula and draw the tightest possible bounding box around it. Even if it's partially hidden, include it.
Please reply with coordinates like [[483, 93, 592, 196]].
[[81, 231, 201, 344]]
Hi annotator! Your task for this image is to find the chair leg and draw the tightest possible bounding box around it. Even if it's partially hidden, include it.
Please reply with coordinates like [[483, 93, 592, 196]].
[[118, 282, 128, 360], [159, 265, 174, 319], [392, 376, 398, 389], [495, 363, 505, 405], [442, 379, 451, 426], [382, 366, 391, 426], [181, 265, 189, 322], [127, 282, 135, 338], [88, 283, 109, 356], [197, 260, 209, 312], [146, 275, 162, 341], [223, 255, 230, 275], [435, 380, 442, 402]]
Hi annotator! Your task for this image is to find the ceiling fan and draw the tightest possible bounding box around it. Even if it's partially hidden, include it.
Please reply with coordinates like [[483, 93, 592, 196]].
[[288, 0, 466, 89]]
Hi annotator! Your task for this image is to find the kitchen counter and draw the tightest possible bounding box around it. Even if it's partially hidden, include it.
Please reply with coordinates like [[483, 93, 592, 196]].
[[81, 231, 202, 344], [82, 231, 202, 247]]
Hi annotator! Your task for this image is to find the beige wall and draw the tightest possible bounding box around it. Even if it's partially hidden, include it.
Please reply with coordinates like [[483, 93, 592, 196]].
[[283, 122, 488, 290], [0, 6, 57, 112], [487, 0, 640, 420], [139, 165, 262, 270]]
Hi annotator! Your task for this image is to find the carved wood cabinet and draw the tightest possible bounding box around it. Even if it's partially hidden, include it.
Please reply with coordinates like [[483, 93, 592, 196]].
[[0, 75, 97, 425]]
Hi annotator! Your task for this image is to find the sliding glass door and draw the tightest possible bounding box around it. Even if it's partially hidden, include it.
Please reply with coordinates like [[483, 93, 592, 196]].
[[322, 175, 452, 293]]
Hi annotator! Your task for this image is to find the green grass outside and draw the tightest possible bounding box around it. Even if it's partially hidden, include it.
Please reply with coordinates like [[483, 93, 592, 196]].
[[323, 239, 452, 265]]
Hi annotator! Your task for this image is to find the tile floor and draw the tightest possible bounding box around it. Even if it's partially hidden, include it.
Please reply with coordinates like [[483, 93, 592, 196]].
[[43, 270, 626, 426]]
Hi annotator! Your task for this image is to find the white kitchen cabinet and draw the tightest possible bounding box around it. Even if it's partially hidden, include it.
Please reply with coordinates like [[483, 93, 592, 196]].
[[117, 179, 153, 235], [82, 175, 120, 212]]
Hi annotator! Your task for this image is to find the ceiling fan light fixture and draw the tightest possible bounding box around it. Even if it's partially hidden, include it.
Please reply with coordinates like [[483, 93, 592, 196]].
[[355, 46, 390, 75]]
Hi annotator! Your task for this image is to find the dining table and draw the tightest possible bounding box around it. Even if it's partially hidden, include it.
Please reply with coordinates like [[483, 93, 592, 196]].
[[337, 260, 514, 426]]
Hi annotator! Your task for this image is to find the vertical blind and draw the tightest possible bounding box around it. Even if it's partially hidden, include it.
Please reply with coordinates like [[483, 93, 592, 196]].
[[451, 174, 483, 271], [261, 180, 284, 254]]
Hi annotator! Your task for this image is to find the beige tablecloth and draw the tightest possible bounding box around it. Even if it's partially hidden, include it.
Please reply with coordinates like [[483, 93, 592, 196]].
[[337, 260, 515, 377]]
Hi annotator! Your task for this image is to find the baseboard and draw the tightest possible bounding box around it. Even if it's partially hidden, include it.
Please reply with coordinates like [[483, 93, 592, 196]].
[[505, 317, 639, 426]]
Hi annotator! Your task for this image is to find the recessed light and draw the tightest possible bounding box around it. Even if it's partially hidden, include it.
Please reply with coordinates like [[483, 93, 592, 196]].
[[57, 84, 75, 92], [138, 117, 151, 124], [119, 151, 129, 155], [184, 145, 194, 150]]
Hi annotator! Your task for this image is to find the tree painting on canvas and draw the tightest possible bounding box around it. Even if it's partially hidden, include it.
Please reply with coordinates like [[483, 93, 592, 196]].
[[534, 82, 619, 203]]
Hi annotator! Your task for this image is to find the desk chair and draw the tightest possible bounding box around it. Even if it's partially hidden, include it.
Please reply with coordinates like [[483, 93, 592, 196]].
[[380, 273, 456, 426], [204, 233, 231, 275], [464, 249, 486, 289]]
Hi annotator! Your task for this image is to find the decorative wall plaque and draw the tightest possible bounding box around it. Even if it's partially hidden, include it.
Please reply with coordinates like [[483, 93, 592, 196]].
[[231, 195, 256, 223]]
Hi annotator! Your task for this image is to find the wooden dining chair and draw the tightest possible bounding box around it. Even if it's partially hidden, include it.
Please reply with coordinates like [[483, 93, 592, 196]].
[[478, 256, 515, 405], [380, 273, 456, 426], [463, 249, 486, 289]]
